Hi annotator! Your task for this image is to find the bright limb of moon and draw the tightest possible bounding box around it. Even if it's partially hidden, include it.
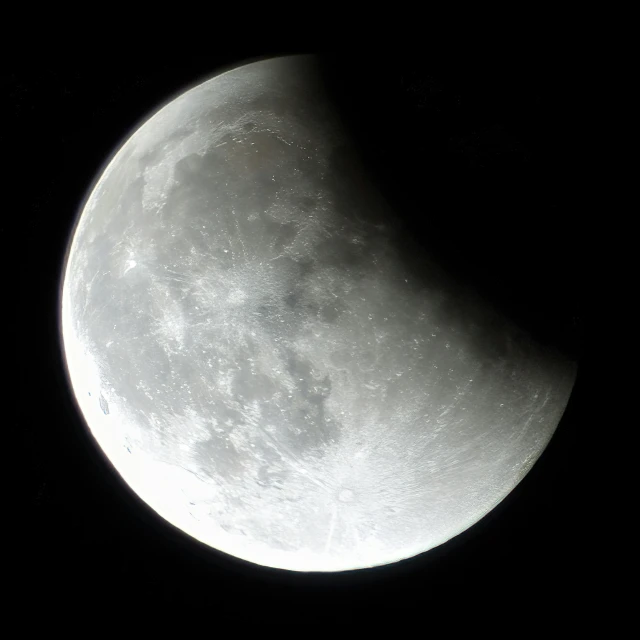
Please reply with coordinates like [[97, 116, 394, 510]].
[[61, 55, 576, 572]]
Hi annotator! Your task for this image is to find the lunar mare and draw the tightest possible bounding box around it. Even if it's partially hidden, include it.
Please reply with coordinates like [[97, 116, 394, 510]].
[[61, 55, 576, 572]]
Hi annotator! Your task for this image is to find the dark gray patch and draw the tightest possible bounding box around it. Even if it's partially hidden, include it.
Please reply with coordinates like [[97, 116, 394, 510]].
[[99, 393, 109, 415], [255, 303, 274, 318], [296, 195, 318, 213], [319, 304, 340, 323], [282, 351, 337, 451], [295, 259, 314, 278], [318, 297, 349, 324], [233, 366, 278, 405], [304, 301, 320, 317], [314, 236, 365, 272], [272, 221, 299, 254], [284, 291, 300, 308]]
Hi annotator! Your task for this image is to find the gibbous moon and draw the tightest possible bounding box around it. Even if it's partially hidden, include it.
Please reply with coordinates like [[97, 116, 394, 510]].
[[61, 55, 576, 572]]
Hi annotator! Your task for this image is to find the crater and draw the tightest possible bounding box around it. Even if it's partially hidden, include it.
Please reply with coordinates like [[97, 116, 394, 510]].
[[99, 393, 109, 415]]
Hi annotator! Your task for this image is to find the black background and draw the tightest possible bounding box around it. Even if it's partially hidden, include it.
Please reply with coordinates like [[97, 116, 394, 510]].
[[12, 50, 585, 616]]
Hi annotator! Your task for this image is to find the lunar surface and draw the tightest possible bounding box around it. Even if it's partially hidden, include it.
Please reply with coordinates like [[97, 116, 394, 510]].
[[61, 55, 576, 572]]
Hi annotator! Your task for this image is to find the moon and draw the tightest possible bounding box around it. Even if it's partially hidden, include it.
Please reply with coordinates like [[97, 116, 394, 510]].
[[61, 55, 576, 572]]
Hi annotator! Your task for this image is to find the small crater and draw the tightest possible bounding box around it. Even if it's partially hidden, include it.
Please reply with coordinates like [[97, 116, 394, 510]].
[[243, 121, 256, 132]]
